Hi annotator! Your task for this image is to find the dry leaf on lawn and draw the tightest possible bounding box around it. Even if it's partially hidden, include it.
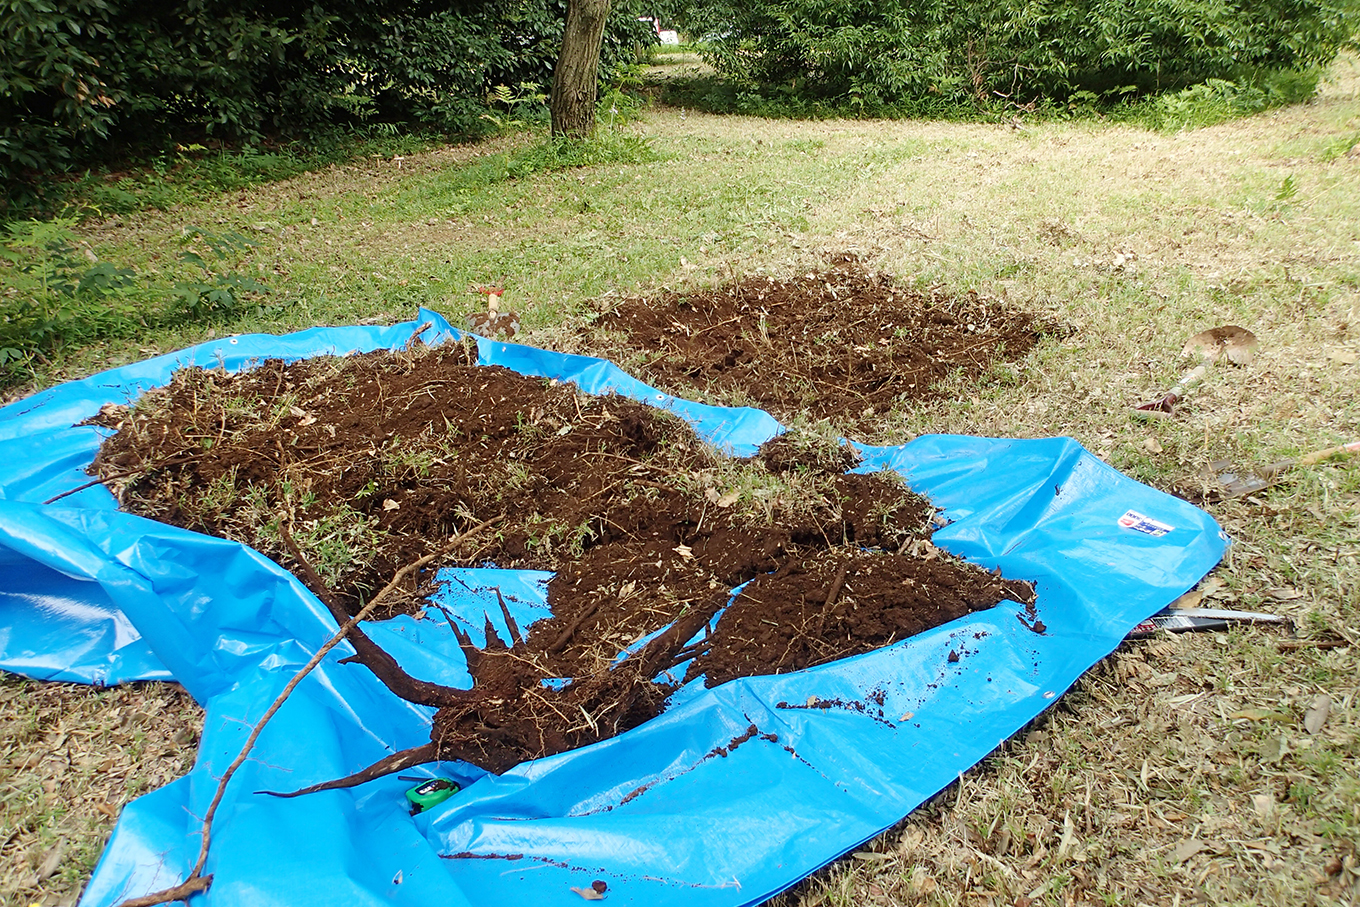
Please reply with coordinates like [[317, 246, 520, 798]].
[[1304, 693, 1331, 735], [35, 838, 66, 883], [1172, 839, 1205, 862]]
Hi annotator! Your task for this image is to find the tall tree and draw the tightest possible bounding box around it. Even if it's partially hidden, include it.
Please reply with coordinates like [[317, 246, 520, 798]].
[[549, 0, 612, 137]]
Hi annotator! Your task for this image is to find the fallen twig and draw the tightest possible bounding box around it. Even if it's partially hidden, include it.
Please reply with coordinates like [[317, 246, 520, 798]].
[[42, 452, 198, 505], [405, 320, 435, 350], [816, 558, 851, 635], [278, 515, 505, 708], [114, 516, 502, 907], [1276, 638, 1349, 651], [113, 558, 403, 906]]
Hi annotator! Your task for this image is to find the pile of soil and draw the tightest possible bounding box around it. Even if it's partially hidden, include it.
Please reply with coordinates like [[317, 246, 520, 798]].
[[91, 342, 1034, 777], [586, 258, 1059, 429]]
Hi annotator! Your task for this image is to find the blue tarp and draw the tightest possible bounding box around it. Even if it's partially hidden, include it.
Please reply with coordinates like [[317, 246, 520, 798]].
[[0, 310, 1226, 907]]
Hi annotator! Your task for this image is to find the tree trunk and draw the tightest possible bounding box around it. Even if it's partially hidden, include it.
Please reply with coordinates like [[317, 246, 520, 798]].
[[550, 0, 613, 138]]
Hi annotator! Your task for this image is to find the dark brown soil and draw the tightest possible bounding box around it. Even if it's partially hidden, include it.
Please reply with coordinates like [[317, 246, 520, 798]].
[[91, 338, 1034, 776], [584, 257, 1060, 430]]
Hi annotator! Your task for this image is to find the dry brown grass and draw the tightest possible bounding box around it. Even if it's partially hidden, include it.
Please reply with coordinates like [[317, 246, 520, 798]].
[[0, 676, 202, 907]]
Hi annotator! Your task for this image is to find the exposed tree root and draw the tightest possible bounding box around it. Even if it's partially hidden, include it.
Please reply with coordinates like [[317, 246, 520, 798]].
[[112, 518, 501, 907], [259, 743, 439, 798], [277, 515, 504, 708]]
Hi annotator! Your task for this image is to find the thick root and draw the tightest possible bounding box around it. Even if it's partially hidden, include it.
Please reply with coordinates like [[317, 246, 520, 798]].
[[259, 742, 439, 798]]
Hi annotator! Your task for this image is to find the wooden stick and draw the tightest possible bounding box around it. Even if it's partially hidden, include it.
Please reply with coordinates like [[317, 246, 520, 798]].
[[114, 516, 501, 907], [42, 452, 198, 505], [113, 557, 401, 906], [816, 558, 851, 636]]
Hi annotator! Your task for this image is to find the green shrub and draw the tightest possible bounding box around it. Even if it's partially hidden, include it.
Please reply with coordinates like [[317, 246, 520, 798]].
[[0, 218, 271, 387], [0, 0, 657, 202], [685, 0, 1360, 113]]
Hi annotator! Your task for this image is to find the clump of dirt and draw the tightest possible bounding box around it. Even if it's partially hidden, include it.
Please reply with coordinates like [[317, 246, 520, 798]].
[[584, 257, 1060, 430], [91, 341, 1034, 777]]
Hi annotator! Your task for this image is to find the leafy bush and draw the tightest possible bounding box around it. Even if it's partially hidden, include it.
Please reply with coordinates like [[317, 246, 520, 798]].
[[0, 218, 144, 373], [685, 0, 1360, 112], [1, 0, 656, 201], [0, 218, 270, 387], [170, 228, 271, 321]]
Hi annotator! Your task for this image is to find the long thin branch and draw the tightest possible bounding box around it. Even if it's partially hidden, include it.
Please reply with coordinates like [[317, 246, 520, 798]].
[[114, 551, 408, 906], [278, 515, 504, 708], [42, 451, 198, 505], [114, 516, 502, 907]]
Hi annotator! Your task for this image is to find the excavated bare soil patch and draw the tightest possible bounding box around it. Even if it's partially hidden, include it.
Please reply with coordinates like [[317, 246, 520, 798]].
[[584, 258, 1060, 430], [92, 342, 1034, 775]]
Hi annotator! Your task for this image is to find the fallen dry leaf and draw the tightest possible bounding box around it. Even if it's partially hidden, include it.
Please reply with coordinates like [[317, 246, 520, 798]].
[[570, 885, 605, 900], [382, 498, 400, 511], [1169, 590, 1204, 609], [1199, 576, 1226, 597], [1304, 693, 1331, 735], [1230, 708, 1290, 723], [1259, 735, 1289, 764], [35, 838, 66, 883], [1172, 839, 1205, 862], [1326, 349, 1358, 364], [1266, 587, 1304, 601]]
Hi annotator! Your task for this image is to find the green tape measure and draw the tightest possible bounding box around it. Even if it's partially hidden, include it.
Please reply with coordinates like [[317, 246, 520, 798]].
[[403, 777, 459, 814]]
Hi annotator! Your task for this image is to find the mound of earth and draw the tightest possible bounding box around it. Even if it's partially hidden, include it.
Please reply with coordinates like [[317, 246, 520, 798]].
[[90, 341, 1034, 777], [585, 257, 1059, 430]]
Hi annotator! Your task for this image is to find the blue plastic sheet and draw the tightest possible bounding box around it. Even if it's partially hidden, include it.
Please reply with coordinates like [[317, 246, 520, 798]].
[[0, 311, 1226, 907]]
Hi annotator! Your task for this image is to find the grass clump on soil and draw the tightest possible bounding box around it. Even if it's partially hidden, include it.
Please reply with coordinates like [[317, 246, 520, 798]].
[[91, 341, 1034, 778]]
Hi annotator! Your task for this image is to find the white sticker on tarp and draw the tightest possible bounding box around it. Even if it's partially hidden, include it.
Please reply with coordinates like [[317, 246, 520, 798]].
[[1118, 510, 1174, 537]]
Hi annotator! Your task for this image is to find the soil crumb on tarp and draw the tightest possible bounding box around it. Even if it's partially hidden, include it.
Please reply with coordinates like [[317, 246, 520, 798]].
[[91, 344, 1034, 773], [583, 257, 1060, 430]]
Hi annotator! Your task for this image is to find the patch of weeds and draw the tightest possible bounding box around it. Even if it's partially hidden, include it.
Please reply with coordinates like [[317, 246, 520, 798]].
[[599, 63, 651, 127], [761, 419, 861, 476], [181, 470, 240, 522], [1319, 130, 1360, 161], [511, 130, 662, 175], [169, 227, 272, 322], [0, 216, 150, 384], [13, 130, 446, 220], [380, 434, 449, 480], [0, 219, 277, 389], [1130, 68, 1322, 132], [274, 504, 387, 593], [564, 519, 598, 558]]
